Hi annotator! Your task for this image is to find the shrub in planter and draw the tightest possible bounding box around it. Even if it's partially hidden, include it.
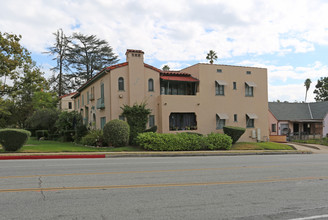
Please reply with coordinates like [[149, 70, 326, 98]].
[[36, 130, 49, 140], [206, 133, 232, 150], [0, 129, 31, 151], [103, 119, 130, 147], [81, 130, 106, 147], [223, 126, 246, 144]]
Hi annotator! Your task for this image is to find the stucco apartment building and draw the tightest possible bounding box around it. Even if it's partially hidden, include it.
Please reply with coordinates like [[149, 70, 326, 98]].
[[71, 49, 269, 142], [59, 92, 77, 112]]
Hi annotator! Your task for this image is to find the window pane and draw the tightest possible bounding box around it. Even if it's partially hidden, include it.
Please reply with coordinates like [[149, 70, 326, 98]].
[[216, 115, 225, 129], [118, 77, 124, 91], [216, 82, 224, 95], [169, 113, 197, 130], [148, 79, 154, 91], [149, 115, 155, 127]]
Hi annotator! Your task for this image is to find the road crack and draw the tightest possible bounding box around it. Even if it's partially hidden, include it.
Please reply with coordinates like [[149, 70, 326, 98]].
[[38, 176, 46, 201]]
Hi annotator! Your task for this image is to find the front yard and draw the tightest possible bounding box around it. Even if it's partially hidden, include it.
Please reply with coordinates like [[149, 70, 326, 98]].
[[0, 138, 294, 153]]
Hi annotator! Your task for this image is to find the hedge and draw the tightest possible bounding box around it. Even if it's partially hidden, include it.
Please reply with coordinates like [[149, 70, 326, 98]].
[[223, 126, 246, 144], [0, 129, 31, 151], [136, 132, 232, 151]]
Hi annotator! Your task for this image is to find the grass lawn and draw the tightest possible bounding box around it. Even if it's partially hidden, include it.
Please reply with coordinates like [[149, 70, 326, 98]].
[[231, 142, 294, 150], [0, 138, 144, 153], [0, 138, 295, 153]]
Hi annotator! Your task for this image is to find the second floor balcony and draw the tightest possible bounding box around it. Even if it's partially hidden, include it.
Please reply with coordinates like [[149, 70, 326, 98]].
[[160, 80, 198, 96], [96, 98, 105, 109]]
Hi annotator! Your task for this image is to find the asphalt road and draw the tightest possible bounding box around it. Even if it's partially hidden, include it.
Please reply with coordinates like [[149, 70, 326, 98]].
[[1, 155, 328, 220]]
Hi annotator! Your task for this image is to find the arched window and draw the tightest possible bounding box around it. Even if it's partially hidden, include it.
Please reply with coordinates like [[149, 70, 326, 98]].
[[148, 78, 154, 92], [118, 77, 124, 91]]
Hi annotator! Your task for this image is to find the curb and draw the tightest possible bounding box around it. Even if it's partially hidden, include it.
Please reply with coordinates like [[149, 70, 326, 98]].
[[0, 154, 106, 160], [0, 150, 312, 160]]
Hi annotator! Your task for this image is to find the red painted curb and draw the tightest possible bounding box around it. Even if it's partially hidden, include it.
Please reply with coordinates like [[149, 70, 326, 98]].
[[0, 154, 106, 160]]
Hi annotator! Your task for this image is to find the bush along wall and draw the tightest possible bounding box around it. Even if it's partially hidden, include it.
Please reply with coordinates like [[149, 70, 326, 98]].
[[103, 119, 130, 147], [121, 103, 151, 145], [136, 132, 232, 151], [223, 126, 246, 144], [0, 128, 31, 151]]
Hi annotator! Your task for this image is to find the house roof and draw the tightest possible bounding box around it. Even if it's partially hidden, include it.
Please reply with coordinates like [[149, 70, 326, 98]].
[[268, 102, 328, 121], [73, 59, 199, 97], [160, 75, 199, 82], [75, 62, 129, 94], [59, 92, 77, 99]]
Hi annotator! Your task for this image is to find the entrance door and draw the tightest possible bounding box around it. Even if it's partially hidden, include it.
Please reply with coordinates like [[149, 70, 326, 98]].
[[280, 123, 289, 135]]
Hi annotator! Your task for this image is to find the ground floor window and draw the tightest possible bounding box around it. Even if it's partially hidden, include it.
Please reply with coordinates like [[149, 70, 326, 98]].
[[216, 115, 226, 129], [246, 115, 254, 128], [169, 113, 197, 130], [271, 124, 276, 132], [149, 115, 155, 127], [100, 117, 106, 129]]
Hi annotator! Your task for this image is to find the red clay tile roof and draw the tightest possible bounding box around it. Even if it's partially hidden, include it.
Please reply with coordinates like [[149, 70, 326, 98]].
[[59, 92, 77, 99], [160, 75, 199, 82], [77, 62, 128, 92], [144, 63, 162, 73], [161, 71, 191, 76], [106, 62, 128, 70], [126, 49, 144, 54]]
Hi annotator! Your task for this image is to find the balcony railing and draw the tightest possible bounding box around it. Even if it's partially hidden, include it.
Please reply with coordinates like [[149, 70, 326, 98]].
[[96, 98, 105, 109]]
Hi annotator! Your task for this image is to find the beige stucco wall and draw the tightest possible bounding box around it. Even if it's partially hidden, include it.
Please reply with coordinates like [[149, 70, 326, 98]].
[[74, 50, 269, 142], [176, 63, 269, 142], [268, 111, 278, 135], [59, 94, 75, 112]]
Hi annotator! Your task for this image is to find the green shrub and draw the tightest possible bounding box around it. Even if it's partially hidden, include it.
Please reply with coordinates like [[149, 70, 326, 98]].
[[55, 111, 87, 142], [137, 132, 232, 151], [26, 108, 60, 135], [103, 119, 130, 147], [206, 133, 232, 150], [81, 130, 106, 147], [36, 130, 49, 140], [0, 129, 31, 151], [223, 126, 246, 144], [144, 126, 157, 133], [121, 103, 151, 145]]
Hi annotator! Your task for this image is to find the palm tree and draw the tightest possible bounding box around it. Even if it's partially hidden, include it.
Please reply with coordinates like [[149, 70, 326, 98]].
[[162, 65, 170, 71], [206, 50, 218, 64], [304, 78, 312, 102]]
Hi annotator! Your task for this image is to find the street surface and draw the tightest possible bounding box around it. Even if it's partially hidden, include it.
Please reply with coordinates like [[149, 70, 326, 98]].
[[1, 154, 328, 219]]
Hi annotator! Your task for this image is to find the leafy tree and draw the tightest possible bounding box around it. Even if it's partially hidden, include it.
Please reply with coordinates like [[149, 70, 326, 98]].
[[0, 32, 32, 97], [304, 78, 311, 102], [44, 29, 71, 97], [10, 63, 48, 127], [206, 50, 218, 64], [121, 103, 151, 145], [162, 65, 170, 71], [67, 33, 119, 82], [26, 108, 60, 133], [314, 77, 328, 101], [55, 111, 87, 142], [31, 91, 58, 110]]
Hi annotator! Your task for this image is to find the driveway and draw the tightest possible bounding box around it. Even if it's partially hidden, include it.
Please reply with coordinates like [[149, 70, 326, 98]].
[[288, 142, 328, 154]]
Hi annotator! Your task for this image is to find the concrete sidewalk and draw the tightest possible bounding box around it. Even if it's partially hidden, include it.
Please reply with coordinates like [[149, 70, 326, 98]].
[[288, 142, 328, 154], [0, 149, 312, 160]]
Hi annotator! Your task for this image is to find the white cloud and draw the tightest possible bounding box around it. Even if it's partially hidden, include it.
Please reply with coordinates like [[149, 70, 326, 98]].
[[1, 0, 328, 102]]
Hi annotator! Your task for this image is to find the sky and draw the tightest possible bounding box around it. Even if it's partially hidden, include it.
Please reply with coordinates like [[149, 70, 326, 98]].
[[1, 0, 328, 102]]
